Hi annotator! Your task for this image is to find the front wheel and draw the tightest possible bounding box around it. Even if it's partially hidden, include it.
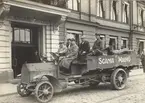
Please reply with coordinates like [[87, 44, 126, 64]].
[[17, 83, 32, 97], [35, 81, 54, 103], [111, 68, 127, 90]]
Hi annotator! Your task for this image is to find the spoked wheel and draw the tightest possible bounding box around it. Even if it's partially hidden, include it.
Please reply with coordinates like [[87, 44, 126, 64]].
[[111, 68, 127, 90], [35, 81, 54, 103], [17, 83, 32, 97]]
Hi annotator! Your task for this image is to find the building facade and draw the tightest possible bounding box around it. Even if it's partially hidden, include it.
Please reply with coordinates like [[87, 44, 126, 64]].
[[0, 0, 144, 82]]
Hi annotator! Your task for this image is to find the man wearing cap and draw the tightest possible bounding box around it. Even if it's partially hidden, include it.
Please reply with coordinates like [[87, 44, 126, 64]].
[[57, 41, 67, 56], [78, 35, 90, 61], [91, 33, 103, 56]]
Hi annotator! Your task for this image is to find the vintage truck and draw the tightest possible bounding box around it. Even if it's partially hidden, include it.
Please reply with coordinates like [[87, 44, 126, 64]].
[[17, 51, 140, 103]]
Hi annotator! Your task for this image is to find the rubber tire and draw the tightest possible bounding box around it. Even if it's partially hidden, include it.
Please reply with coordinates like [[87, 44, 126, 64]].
[[17, 83, 32, 97], [35, 81, 54, 103], [111, 68, 127, 90]]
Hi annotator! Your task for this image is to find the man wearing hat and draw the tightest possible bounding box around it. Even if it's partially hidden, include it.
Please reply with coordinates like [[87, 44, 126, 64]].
[[91, 33, 103, 56], [78, 35, 90, 61]]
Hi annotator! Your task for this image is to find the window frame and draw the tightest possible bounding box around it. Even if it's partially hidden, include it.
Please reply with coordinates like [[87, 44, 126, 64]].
[[67, 0, 81, 11], [121, 37, 129, 49], [111, 0, 118, 21], [122, 2, 129, 23], [96, 0, 105, 18], [12, 27, 32, 44], [109, 36, 118, 50]]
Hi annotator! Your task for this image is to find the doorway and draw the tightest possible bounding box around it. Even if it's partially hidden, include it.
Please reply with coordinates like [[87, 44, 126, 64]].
[[12, 24, 40, 78]]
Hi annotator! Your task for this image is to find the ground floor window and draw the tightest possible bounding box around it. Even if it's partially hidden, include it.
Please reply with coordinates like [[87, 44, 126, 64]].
[[121, 38, 129, 49], [138, 39, 145, 55], [66, 30, 83, 46], [109, 36, 118, 50], [100, 34, 106, 49]]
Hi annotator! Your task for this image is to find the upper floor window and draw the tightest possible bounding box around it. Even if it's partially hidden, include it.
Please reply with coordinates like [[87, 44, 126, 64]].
[[97, 0, 105, 18], [111, 0, 117, 21], [138, 6, 145, 27], [122, 2, 129, 24], [68, 0, 81, 11]]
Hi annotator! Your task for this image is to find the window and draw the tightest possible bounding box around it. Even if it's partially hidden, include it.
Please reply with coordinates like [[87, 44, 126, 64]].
[[122, 2, 129, 23], [138, 6, 145, 26], [138, 40, 145, 55], [111, 0, 117, 21], [109, 36, 118, 50], [68, 0, 80, 11], [100, 35, 106, 49], [97, 0, 105, 18], [67, 30, 82, 46], [13, 27, 31, 44], [121, 38, 128, 49]]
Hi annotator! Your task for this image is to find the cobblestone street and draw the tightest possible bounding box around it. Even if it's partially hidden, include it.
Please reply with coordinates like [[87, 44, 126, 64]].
[[0, 73, 145, 103]]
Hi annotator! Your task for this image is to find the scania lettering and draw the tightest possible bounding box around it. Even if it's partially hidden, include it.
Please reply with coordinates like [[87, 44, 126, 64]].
[[99, 58, 115, 64]]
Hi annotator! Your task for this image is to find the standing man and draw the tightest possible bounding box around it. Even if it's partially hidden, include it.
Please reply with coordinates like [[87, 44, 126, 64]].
[[78, 35, 90, 61], [91, 33, 103, 56], [141, 49, 145, 73]]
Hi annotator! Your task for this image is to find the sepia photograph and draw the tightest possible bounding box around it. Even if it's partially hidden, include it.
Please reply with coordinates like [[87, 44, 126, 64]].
[[0, 0, 145, 103]]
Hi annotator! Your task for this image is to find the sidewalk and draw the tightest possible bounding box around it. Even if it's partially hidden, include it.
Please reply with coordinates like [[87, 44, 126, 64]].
[[0, 69, 144, 97]]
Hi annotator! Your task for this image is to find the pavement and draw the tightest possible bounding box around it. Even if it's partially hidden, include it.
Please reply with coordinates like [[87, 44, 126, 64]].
[[0, 68, 144, 97]]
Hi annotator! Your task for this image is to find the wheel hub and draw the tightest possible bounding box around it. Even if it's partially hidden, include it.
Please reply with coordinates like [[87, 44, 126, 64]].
[[118, 76, 123, 82], [43, 89, 49, 95]]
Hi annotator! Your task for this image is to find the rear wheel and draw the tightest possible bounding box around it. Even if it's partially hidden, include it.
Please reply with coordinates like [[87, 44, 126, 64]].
[[35, 81, 54, 103], [17, 83, 32, 97], [111, 68, 127, 90]]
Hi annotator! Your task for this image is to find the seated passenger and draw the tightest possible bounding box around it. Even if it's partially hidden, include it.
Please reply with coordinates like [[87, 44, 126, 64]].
[[78, 35, 90, 62], [50, 41, 67, 64], [59, 38, 79, 72], [104, 40, 115, 55], [57, 41, 67, 56], [89, 33, 103, 56]]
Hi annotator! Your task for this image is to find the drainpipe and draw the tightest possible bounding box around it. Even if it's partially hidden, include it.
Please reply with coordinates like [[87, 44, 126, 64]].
[[129, 0, 133, 50]]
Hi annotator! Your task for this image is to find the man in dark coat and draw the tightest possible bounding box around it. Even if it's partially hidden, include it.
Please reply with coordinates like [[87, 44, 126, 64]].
[[78, 35, 90, 62], [91, 33, 103, 56], [141, 49, 145, 73]]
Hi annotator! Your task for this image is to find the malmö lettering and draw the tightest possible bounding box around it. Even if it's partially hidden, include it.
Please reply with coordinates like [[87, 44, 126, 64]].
[[99, 58, 115, 65], [118, 56, 131, 63]]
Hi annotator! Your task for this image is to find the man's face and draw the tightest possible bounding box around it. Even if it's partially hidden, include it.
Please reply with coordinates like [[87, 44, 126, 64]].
[[81, 38, 85, 42], [71, 41, 75, 45], [95, 35, 100, 40], [67, 40, 71, 44]]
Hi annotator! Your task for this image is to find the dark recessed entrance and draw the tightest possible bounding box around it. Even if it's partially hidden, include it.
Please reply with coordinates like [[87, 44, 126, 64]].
[[12, 23, 40, 78]]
